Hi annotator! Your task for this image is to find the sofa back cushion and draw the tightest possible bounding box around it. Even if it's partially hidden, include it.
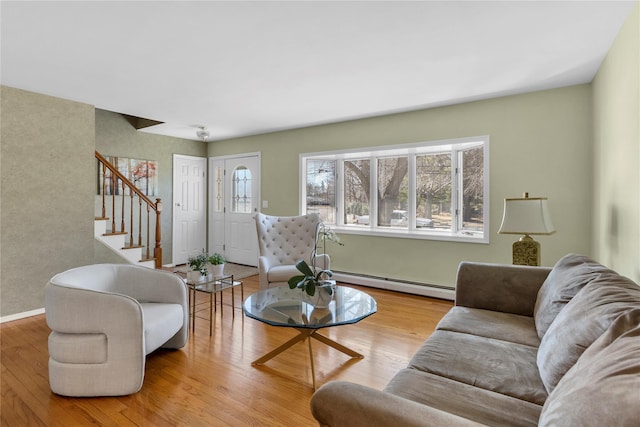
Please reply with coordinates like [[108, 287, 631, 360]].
[[537, 276, 640, 393], [533, 254, 616, 339], [538, 309, 640, 427]]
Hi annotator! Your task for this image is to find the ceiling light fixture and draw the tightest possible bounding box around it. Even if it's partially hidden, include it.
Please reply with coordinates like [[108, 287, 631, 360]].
[[196, 126, 210, 142]]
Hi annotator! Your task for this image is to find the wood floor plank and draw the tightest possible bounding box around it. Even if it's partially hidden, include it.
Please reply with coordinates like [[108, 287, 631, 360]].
[[1, 274, 452, 426]]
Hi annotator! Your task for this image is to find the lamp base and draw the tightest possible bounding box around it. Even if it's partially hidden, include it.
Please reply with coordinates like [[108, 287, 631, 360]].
[[512, 235, 540, 266]]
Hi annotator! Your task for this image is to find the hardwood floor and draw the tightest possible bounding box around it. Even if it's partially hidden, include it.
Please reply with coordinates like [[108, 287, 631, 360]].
[[1, 275, 453, 426]]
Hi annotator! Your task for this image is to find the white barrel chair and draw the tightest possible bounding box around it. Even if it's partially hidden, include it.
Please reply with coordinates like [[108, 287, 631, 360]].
[[45, 264, 188, 396], [255, 213, 330, 289]]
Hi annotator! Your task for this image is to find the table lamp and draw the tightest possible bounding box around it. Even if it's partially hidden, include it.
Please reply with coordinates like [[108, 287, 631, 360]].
[[498, 192, 555, 266]]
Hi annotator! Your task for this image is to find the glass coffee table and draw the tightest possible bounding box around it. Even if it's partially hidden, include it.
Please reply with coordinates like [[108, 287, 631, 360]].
[[243, 285, 377, 389]]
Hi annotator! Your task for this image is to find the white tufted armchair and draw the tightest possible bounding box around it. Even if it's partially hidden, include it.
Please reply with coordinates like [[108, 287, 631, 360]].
[[255, 213, 331, 289]]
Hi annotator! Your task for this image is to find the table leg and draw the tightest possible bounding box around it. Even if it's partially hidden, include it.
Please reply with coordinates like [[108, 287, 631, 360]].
[[191, 288, 196, 334], [231, 286, 235, 318], [251, 329, 314, 365], [209, 291, 213, 336], [308, 335, 316, 390], [310, 332, 364, 358], [252, 328, 363, 390]]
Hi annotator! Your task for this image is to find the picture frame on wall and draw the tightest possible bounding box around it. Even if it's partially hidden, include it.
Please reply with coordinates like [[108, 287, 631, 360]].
[[97, 156, 158, 197]]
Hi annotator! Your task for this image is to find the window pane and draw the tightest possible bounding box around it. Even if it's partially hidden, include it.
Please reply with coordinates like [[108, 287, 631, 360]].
[[232, 166, 251, 213], [416, 153, 451, 230], [344, 159, 370, 225], [377, 157, 408, 228], [461, 147, 484, 231], [305, 159, 336, 224]]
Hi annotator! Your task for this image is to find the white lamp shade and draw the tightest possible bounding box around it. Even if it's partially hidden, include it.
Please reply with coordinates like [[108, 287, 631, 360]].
[[498, 197, 555, 235]]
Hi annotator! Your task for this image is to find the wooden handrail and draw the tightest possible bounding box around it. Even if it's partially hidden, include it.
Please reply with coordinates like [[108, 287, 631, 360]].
[[95, 151, 163, 268]]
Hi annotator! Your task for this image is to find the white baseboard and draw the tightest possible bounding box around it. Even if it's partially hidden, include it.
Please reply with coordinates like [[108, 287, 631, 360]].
[[1, 307, 45, 324], [333, 272, 455, 301]]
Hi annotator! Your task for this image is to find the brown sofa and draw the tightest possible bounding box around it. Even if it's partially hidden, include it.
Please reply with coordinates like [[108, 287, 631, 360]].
[[311, 254, 640, 427]]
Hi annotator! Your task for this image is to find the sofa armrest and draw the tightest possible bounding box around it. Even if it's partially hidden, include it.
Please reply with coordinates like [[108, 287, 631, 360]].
[[46, 283, 144, 336], [45, 282, 146, 395], [311, 382, 487, 427], [455, 262, 551, 316], [45, 283, 145, 361]]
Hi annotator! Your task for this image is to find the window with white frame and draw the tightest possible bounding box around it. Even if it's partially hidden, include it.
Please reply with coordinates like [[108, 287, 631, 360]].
[[300, 136, 489, 243]]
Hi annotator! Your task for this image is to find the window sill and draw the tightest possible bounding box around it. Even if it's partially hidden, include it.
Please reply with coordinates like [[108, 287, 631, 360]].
[[334, 225, 489, 244]]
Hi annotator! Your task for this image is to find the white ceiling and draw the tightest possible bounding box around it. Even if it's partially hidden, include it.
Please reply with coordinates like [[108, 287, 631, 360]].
[[1, 1, 635, 142]]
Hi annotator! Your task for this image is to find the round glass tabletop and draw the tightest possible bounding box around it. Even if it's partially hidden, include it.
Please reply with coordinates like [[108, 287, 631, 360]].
[[243, 285, 377, 329]]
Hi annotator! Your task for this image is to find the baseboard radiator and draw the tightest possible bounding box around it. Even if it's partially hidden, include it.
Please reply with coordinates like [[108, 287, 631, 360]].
[[332, 271, 455, 301]]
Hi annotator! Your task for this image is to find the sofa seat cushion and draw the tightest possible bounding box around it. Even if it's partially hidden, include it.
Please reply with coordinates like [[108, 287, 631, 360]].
[[408, 330, 547, 405], [141, 303, 184, 354], [267, 265, 299, 284], [539, 309, 640, 427], [537, 276, 640, 392], [437, 307, 540, 347], [534, 254, 617, 339], [385, 368, 542, 427]]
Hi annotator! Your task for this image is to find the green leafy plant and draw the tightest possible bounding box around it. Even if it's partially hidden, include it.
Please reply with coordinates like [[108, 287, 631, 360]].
[[288, 259, 333, 297], [188, 253, 208, 276], [208, 253, 226, 265]]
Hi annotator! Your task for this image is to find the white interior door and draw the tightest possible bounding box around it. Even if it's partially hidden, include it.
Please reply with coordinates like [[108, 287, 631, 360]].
[[209, 154, 260, 266], [172, 154, 207, 265]]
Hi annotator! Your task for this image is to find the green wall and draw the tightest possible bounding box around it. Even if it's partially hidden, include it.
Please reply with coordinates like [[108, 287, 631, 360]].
[[209, 85, 593, 287], [2, 3, 636, 315], [0, 93, 207, 317], [95, 109, 208, 265], [1, 86, 95, 316], [592, 2, 640, 282]]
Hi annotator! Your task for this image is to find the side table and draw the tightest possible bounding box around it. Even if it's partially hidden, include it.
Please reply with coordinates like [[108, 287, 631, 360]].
[[180, 273, 244, 336]]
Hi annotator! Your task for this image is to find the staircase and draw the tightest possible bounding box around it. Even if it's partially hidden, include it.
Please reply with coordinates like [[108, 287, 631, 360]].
[[95, 151, 163, 269], [94, 218, 156, 268]]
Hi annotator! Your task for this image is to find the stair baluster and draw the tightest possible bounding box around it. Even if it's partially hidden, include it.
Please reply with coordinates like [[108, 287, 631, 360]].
[[138, 197, 143, 247], [101, 162, 107, 219], [120, 179, 126, 233], [129, 191, 135, 248], [111, 174, 116, 234], [146, 204, 151, 260]]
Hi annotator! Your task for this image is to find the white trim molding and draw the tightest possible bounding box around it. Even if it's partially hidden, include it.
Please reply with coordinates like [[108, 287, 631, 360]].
[[1, 307, 45, 324]]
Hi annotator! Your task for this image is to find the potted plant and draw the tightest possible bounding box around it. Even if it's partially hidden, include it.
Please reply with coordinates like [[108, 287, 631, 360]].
[[288, 259, 335, 308], [208, 253, 226, 277], [187, 253, 208, 282]]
